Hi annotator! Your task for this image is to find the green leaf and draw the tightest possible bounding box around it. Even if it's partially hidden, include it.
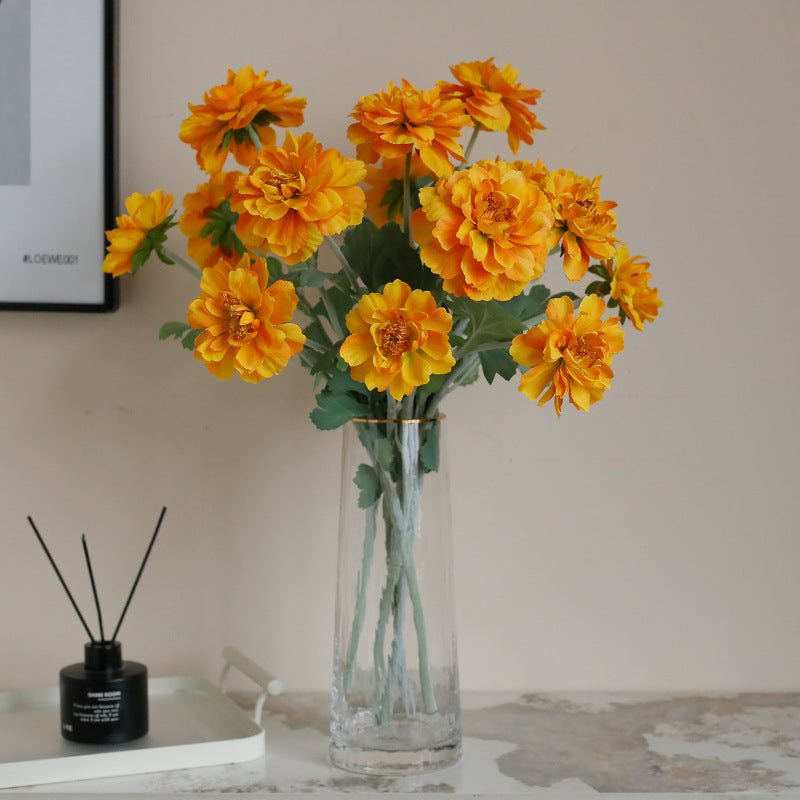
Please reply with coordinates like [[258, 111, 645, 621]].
[[130, 242, 152, 272], [181, 329, 203, 350], [479, 348, 518, 383], [252, 109, 282, 127], [341, 220, 439, 295], [286, 266, 326, 288], [232, 127, 251, 145], [419, 423, 441, 473], [159, 321, 192, 341], [309, 365, 370, 430], [499, 284, 551, 326], [588, 263, 611, 280], [310, 391, 365, 430], [449, 297, 525, 357], [373, 436, 395, 474], [266, 256, 284, 282], [353, 464, 381, 509], [585, 280, 610, 296]]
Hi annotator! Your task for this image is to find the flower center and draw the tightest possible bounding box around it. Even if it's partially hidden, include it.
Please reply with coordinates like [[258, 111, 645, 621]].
[[480, 191, 514, 224], [222, 292, 259, 343], [379, 319, 415, 357], [262, 167, 299, 186], [259, 167, 304, 198], [568, 336, 601, 367], [574, 196, 602, 223]]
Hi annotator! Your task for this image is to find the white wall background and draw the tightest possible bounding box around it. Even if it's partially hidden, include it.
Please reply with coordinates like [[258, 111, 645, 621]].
[[1, 0, 798, 694]]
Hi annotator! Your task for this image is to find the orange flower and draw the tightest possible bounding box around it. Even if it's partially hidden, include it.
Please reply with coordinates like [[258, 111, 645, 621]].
[[347, 79, 470, 177], [179, 66, 306, 176], [605, 245, 663, 330], [510, 295, 624, 416], [231, 130, 366, 265], [187, 253, 305, 383], [340, 279, 456, 400], [547, 169, 618, 282], [438, 58, 544, 154], [363, 154, 429, 227], [411, 158, 554, 301], [179, 171, 244, 268], [102, 190, 174, 277]]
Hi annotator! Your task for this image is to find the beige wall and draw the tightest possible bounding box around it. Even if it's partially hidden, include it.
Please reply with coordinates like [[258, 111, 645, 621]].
[[1, 0, 798, 693]]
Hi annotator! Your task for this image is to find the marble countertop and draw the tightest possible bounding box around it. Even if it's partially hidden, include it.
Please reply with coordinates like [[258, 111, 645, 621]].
[[4, 690, 800, 797]]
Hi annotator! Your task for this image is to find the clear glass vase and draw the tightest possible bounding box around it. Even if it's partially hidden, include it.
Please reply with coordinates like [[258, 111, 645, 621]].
[[330, 417, 461, 774]]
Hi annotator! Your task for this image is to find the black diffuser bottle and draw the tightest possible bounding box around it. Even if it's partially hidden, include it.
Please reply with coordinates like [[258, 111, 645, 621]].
[[28, 507, 166, 745], [60, 641, 148, 744]]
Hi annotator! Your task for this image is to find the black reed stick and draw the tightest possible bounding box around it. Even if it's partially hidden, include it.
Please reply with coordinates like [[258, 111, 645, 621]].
[[110, 506, 167, 642], [82, 534, 106, 643], [27, 516, 96, 643]]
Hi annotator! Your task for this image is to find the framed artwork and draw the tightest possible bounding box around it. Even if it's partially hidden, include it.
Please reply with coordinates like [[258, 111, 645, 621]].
[[0, 0, 116, 312]]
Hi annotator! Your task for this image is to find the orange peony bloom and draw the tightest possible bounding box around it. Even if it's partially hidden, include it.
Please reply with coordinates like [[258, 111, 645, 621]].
[[187, 253, 305, 383], [231, 130, 366, 265], [179, 66, 306, 176], [102, 190, 174, 277], [605, 245, 663, 330], [179, 171, 244, 268], [363, 154, 429, 227], [510, 295, 624, 416], [347, 79, 470, 177], [547, 169, 618, 282], [438, 58, 544, 154], [340, 279, 456, 400], [411, 158, 554, 301]]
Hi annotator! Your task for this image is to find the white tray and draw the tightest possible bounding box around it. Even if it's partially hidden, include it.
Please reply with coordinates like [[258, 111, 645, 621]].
[[0, 675, 265, 789]]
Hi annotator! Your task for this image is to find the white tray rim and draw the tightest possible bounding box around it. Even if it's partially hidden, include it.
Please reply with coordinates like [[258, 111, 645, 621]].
[[0, 675, 265, 789]]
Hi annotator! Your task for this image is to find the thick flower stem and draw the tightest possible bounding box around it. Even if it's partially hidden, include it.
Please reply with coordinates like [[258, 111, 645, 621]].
[[163, 248, 202, 280], [343, 499, 378, 693]]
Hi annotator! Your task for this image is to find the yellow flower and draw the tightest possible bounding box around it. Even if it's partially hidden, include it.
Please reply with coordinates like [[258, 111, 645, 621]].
[[179, 66, 306, 176], [187, 253, 305, 383], [606, 245, 663, 330], [347, 80, 470, 177], [340, 279, 456, 400], [547, 169, 618, 282], [363, 154, 429, 227], [438, 58, 544, 154], [102, 190, 174, 277], [230, 130, 366, 265], [411, 158, 554, 301], [510, 295, 624, 416], [179, 171, 244, 268]]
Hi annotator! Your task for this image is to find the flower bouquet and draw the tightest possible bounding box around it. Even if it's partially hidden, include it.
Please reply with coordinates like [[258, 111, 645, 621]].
[[103, 58, 661, 773]]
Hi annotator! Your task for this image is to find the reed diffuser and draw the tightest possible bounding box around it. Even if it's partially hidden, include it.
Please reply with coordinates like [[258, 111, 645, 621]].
[[27, 507, 166, 744]]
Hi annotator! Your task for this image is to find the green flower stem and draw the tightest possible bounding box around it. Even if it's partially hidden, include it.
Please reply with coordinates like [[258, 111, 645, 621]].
[[343, 498, 378, 693], [425, 353, 480, 417], [318, 288, 345, 342], [400, 539, 435, 712], [325, 236, 363, 293], [162, 248, 202, 280], [463, 123, 482, 162], [247, 124, 262, 150], [301, 337, 327, 354]]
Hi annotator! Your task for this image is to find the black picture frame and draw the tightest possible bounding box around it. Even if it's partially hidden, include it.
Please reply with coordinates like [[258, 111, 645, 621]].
[[0, 0, 117, 312]]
